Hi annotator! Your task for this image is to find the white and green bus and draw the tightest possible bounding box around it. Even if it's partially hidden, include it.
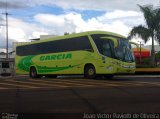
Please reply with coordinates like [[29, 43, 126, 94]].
[[16, 31, 135, 79]]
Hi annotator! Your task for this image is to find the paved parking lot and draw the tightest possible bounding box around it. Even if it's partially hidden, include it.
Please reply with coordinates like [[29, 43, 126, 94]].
[[0, 75, 160, 89], [0, 75, 160, 118]]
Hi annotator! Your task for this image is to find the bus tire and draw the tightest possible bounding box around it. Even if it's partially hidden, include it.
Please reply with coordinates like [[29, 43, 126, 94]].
[[84, 65, 96, 79], [30, 67, 39, 78]]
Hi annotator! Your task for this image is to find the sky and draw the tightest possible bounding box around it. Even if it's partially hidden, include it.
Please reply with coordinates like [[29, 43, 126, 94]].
[[0, 0, 160, 52]]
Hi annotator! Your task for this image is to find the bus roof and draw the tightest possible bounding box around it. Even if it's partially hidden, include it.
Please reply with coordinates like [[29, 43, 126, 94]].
[[16, 31, 126, 46]]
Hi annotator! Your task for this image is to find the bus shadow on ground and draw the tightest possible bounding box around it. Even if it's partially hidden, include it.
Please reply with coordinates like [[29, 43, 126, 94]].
[[96, 77, 130, 81], [57, 75, 131, 81], [135, 72, 160, 75]]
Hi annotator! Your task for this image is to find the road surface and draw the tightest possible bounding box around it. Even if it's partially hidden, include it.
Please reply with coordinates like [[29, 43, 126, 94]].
[[0, 75, 160, 119]]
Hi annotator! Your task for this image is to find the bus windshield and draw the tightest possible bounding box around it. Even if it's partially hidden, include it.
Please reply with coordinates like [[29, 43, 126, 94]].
[[91, 34, 134, 62], [115, 38, 135, 62]]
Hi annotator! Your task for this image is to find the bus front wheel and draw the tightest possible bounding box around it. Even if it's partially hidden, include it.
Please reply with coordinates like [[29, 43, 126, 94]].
[[84, 65, 96, 79], [30, 67, 38, 78]]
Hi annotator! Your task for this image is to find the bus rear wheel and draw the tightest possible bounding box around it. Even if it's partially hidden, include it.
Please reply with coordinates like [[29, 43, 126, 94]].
[[84, 65, 96, 79], [30, 67, 39, 78]]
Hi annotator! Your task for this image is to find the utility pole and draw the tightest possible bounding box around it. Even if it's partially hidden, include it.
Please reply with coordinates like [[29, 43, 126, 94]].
[[5, 12, 9, 60], [139, 41, 142, 64], [2, 0, 9, 60], [139, 41, 144, 64]]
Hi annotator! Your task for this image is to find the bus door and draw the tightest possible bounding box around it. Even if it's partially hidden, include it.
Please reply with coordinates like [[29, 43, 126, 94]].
[[100, 37, 117, 74]]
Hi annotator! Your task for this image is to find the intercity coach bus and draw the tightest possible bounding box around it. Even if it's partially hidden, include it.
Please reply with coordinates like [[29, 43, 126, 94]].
[[16, 31, 135, 79]]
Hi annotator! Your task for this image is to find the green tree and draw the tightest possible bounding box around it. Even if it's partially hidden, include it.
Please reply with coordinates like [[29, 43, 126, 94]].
[[128, 5, 160, 66]]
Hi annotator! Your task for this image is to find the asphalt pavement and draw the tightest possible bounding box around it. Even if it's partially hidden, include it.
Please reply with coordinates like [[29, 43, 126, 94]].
[[0, 75, 160, 119]]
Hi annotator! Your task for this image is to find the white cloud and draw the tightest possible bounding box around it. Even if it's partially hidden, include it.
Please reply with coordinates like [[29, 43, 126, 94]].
[[0, 10, 142, 52], [34, 13, 80, 35], [2, 0, 159, 52], [8, 17, 51, 40], [0, 16, 52, 51], [9, 27, 26, 41], [97, 10, 144, 27], [13, 0, 160, 11], [34, 14, 65, 27], [98, 10, 141, 20], [1, 0, 159, 12], [34, 12, 133, 36]]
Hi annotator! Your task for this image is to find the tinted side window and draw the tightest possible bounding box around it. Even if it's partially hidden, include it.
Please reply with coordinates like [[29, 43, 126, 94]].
[[93, 39, 113, 58], [16, 36, 93, 56], [91, 34, 115, 58]]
